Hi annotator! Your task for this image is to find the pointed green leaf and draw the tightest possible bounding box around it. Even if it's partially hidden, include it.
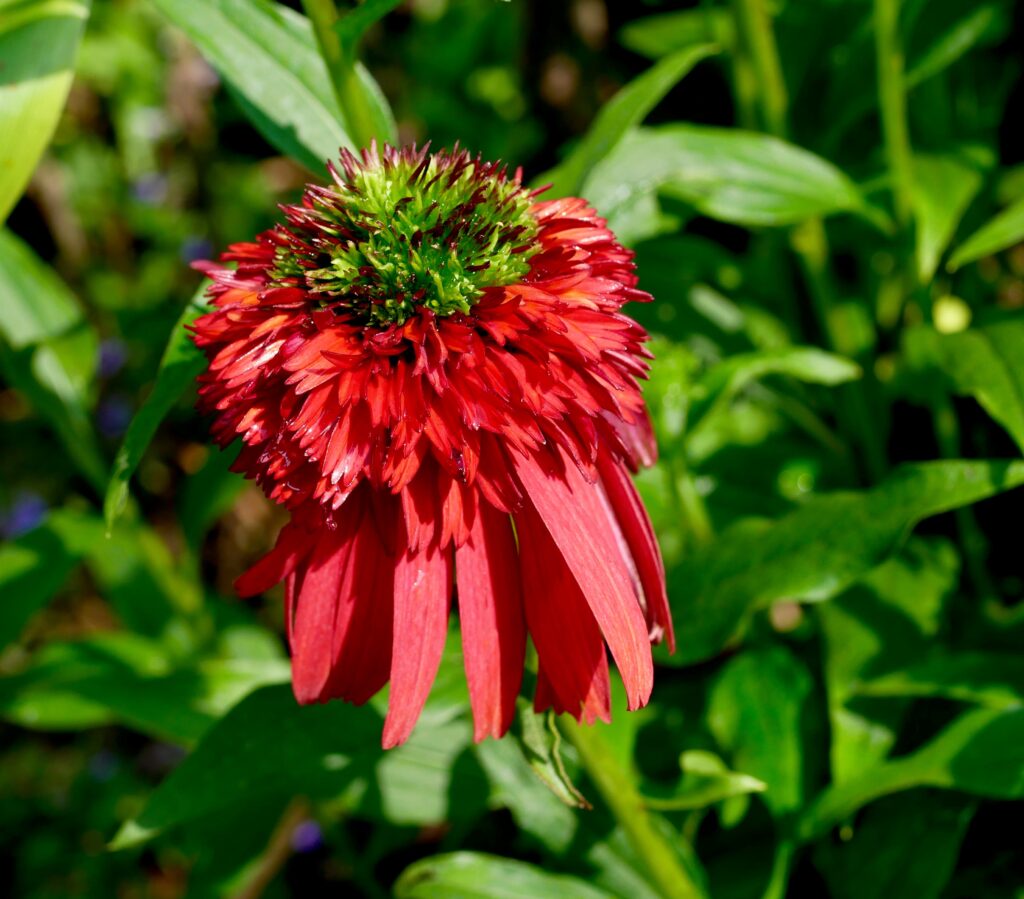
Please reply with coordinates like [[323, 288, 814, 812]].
[[149, 0, 389, 169], [104, 286, 209, 529], [110, 683, 481, 849], [948, 193, 1024, 271], [642, 750, 766, 811], [665, 460, 1024, 665], [798, 708, 1024, 841], [619, 8, 733, 60], [584, 125, 868, 229], [0, 0, 90, 221], [857, 652, 1024, 709], [911, 153, 986, 282], [395, 853, 615, 899], [909, 320, 1024, 454], [540, 44, 716, 199]]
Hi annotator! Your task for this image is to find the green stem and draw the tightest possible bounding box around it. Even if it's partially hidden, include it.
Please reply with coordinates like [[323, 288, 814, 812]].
[[791, 219, 888, 483], [302, 0, 382, 149], [732, 0, 887, 484], [931, 394, 997, 599], [562, 720, 706, 899], [671, 456, 715, 549], [873, 0, 914, 228], [732, 0, 788, 137]]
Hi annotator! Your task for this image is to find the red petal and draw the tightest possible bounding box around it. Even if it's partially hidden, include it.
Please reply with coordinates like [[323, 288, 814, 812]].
[[598, 454, 674, 652], [382, 538, 453, 748], [511, 448, 653, 710], [455, 500, 526, 741], [234, 521, 308, 597], [290, 522, 359, 704], [322, 514, 395, 705], [518, 508, 611, 723]]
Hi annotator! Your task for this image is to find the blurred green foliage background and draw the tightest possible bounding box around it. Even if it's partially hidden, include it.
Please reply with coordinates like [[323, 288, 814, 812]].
[[2, 0, 1024, 896]]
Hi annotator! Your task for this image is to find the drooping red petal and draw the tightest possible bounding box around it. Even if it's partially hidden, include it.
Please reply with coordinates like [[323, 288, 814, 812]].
[[597, 453, 674, 652], [290, 514, 361, 703], [234, 521, 309, 597], [511, 447, 653, 711], [455, 500, 526, 741], [382, 535, 453, 749], [518, 506, 611, 723], [321, 504, 396, 705]]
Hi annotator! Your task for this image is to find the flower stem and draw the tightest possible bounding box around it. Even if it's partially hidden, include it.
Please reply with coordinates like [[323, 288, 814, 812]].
[[731, 0, 788, 138], [873, 0, 914, 228], [732, 0, 888, 484], [562, 719, 706, 899], [302, 0, 382, 150]]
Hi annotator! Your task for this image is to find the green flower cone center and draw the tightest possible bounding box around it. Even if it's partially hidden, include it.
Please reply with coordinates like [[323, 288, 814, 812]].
[[272, 149, 540, 327]]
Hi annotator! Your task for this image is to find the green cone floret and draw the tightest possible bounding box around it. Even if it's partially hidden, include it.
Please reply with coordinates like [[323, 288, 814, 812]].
[[270, 144, 541, 327]]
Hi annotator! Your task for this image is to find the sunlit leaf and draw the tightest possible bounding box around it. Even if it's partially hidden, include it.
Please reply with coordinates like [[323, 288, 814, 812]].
[[905, 3, 1007, 90], [688, 346, 861, 435], [665, 460, 1024, 665], [512, 700, 590, 809], [947, 193, 1024, 271], [818, 538, 960, 782], [585, 125, 868, 229], [110, 683, 483, 848], [798, 708, 1024, 840], [0, 0, 89, 221], [540, 44, 716, 199], [857, 652, 1024, 709], [619, 8, 733, 60], [911, 152, 987, 282], [907, 321, 1024, 454], [394, 852, 615, 899], [642, 750, 766, 811], [150, 0, 393, 170], [708, 647, 814, 817]]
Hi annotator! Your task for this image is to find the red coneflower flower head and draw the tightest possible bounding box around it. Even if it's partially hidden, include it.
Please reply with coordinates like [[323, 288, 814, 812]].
[[191, 143, 672, 748]]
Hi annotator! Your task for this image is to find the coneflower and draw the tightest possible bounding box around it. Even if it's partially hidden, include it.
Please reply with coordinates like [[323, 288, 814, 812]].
[[191, 143, 672, 748]]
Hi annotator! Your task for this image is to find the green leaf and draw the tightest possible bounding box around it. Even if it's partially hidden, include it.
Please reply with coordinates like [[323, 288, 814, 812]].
[[0, 510, 92, 646], [540, 44, 716, 199], [909, 321, 1024, 454], [688, 346, 861, 435], [905, 3, 1007, 90], [512, 699, 590, 809], [0, 228, 104, 489], [394, 853, 615, 899], [642, 750, 766, 811], [666, 460, 1024, 665], [813, 792, 974, 899], [110, 683, 481, 848], [857, 652, 1024, 709], [798, 708, 1024, 841], [707, 647, 814, 817], [474, 737, 579, 853], [0, 0, 89, 221], [150, 0, 353, 170], [818, 538, 960, 782], [335, 0, 402, 61], [104, 287, 209, 529], [584, 125, 867, 230], [619, 8, 733, 60], [948, 193, 1024, 271], [911, 152, 986, 282]]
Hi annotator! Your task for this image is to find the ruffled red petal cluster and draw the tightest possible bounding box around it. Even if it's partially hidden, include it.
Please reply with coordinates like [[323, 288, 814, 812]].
[[191, 147, 672, 747]]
